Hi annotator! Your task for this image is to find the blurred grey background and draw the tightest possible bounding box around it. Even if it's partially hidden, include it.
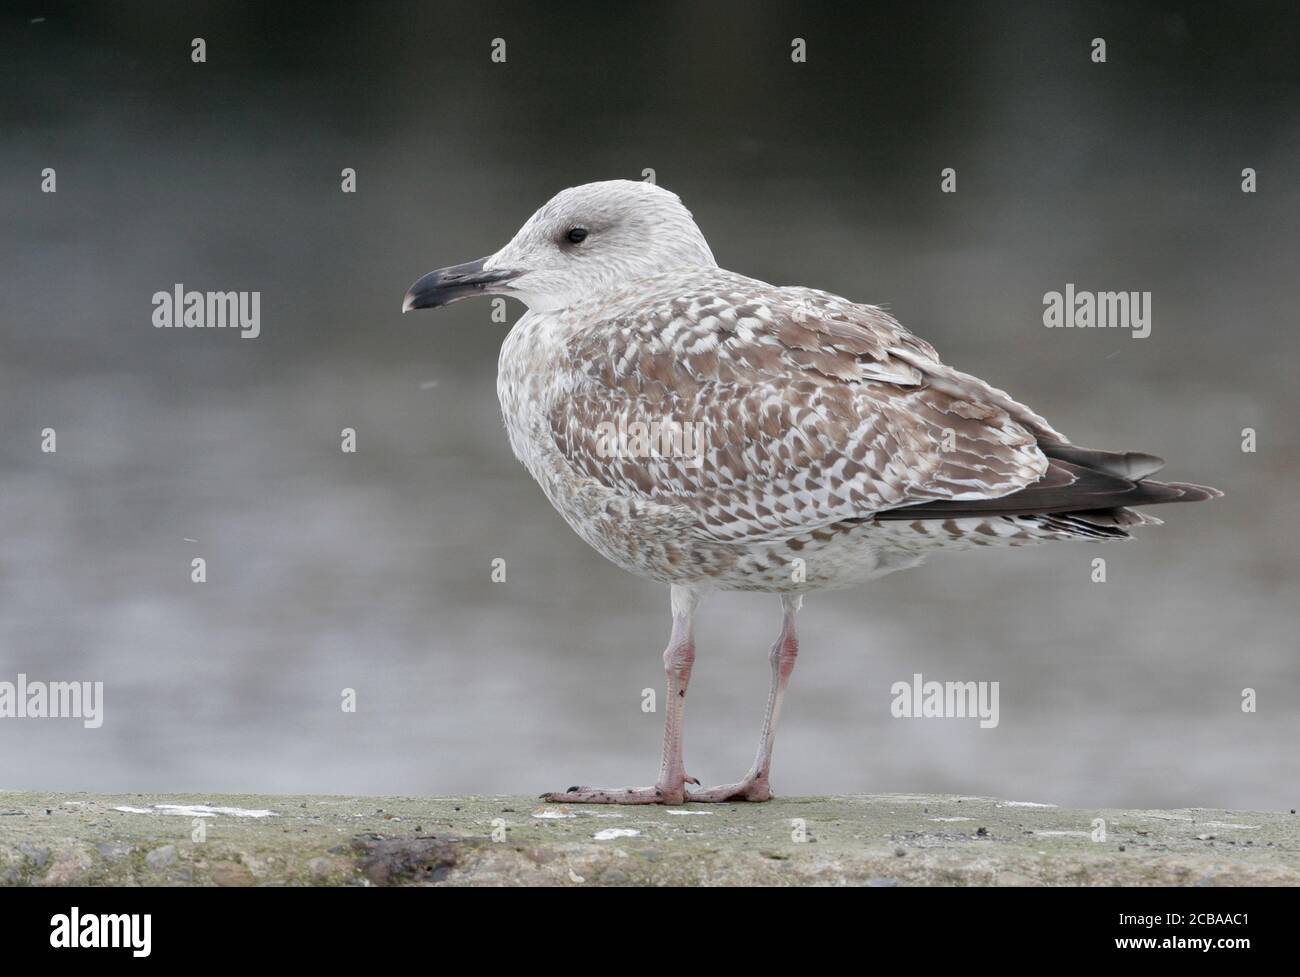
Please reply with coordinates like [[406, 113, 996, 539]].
[[2, 1, 1297, 809]]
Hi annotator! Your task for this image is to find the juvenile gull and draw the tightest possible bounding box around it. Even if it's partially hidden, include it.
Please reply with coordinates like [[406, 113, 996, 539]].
[[403, 180, 1221, 805]]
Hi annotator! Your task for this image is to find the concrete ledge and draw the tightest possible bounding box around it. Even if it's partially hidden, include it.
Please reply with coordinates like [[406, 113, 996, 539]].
[[2, 791, 1296, 886]]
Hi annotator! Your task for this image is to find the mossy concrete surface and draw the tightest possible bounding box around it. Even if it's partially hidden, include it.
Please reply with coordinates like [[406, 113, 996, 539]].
[[1, 791, 1297, 886]]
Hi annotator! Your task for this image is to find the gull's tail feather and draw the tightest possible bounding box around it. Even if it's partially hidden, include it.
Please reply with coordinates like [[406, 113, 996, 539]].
[[1143, 480, 1223, 503], [876, 438, 1222, 531], [1038, 439, 1167, 482]]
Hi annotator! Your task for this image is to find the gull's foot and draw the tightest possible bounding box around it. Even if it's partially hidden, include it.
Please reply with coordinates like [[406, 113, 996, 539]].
[[686, 777, 773, 803], [541, 782, 689, 805]]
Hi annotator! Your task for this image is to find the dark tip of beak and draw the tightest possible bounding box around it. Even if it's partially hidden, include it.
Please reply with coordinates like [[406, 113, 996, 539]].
[[402, 257, 518, 312]]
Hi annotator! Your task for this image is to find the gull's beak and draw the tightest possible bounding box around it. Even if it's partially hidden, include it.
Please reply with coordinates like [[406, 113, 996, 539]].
[[402, 257, 519, 312]]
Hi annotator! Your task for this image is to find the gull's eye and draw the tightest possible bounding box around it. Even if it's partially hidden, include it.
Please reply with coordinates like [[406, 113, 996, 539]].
[[565, 226, 589, 244]]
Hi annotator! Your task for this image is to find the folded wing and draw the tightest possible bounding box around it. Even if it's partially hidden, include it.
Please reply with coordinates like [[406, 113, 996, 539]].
[[548, 274, 1217, 543]]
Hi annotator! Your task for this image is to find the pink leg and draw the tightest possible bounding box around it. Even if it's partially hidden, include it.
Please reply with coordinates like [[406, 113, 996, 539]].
[[542, 585, 704, 805], [688, 594, 801, 803]]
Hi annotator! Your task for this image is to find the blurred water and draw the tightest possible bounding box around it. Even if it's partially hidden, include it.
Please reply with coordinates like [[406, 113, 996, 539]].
[[2, 2, 1297, 808]]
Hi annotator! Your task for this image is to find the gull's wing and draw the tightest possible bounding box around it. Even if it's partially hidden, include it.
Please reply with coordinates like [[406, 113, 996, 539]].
[[548, 273, 1142, 544]]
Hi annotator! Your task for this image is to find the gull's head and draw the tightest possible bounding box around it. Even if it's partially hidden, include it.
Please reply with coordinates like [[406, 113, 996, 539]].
[[402, 180, 717, 315]]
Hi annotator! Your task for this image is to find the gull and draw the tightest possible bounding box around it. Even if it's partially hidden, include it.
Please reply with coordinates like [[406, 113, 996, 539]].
[[402, 180, 1221, 805]]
